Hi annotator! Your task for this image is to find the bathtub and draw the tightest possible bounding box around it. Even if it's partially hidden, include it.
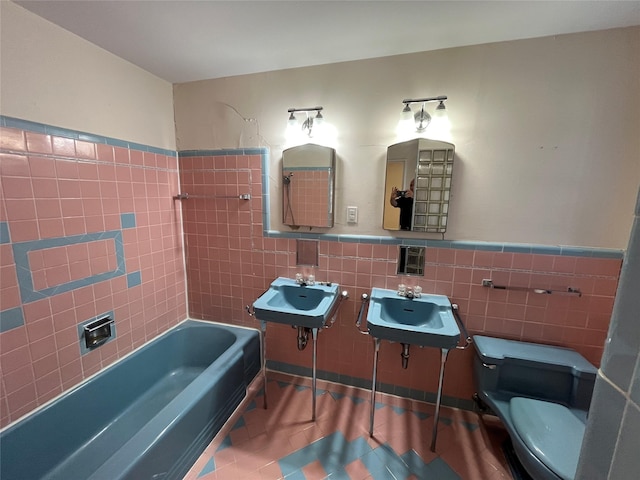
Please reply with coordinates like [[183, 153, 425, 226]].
[[0, 319, 261, 480]]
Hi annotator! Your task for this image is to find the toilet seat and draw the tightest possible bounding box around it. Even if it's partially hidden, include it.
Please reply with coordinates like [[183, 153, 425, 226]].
[[510, 397, 586, 480]]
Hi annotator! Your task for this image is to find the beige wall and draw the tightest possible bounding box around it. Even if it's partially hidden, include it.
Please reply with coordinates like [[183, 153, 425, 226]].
[[174, 27, 640, 250], [0, 1, 176, 151]]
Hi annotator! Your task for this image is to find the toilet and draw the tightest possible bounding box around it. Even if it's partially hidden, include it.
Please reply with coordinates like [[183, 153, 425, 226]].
[[472, 335, 597, 480]]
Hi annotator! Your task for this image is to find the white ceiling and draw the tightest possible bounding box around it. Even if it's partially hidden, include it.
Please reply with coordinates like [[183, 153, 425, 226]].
[[15, 0, 640, 84]]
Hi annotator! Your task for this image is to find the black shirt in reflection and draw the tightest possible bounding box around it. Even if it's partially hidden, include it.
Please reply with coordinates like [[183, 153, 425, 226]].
[[395, 196, 413, 230]]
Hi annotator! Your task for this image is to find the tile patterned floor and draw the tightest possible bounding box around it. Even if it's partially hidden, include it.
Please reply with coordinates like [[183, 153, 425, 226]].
[[183, 372, 513, 480]]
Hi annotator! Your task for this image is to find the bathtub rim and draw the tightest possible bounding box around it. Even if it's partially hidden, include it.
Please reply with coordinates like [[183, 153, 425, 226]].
[[0, 318, 261, 434]]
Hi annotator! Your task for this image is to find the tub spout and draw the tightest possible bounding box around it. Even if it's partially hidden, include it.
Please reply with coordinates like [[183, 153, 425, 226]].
[[401, 343, 410, 369]]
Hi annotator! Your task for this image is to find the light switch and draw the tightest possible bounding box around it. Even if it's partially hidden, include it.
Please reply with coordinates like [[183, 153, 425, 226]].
[[347, 206, 358, 224]]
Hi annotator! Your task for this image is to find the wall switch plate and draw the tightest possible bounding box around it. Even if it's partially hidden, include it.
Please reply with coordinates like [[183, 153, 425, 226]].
[[347, 206, 358, 224]]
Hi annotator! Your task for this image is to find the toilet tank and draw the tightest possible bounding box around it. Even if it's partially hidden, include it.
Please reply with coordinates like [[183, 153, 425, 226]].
[[473, 336, 597, 411]]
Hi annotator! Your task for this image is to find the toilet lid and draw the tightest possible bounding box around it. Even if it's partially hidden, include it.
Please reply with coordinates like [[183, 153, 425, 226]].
[[510, 397, 586, 480]]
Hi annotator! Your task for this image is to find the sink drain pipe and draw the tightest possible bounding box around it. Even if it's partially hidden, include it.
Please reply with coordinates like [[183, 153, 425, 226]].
[[400, 343, 410, 369], [296, 326, 309, 351]]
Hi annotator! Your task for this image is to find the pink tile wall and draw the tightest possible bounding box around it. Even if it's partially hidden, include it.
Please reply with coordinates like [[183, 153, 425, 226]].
[[29, 239, 117, 290], [182, 153, 621, 406], [0, 126, 187, 427]]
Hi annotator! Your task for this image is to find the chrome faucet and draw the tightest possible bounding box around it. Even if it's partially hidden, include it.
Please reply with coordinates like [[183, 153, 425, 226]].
[[295, 273, 315, 286], [397, 285, 422, 299]]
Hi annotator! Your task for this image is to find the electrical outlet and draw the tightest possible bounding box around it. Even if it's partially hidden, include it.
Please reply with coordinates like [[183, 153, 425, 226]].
[[347, 206, 358, 224]]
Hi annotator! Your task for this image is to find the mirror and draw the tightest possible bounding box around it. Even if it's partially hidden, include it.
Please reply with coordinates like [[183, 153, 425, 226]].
[[383, 138, 455, 232], [397, 246, 425, 275], [282, 143, 335, 228], [296, 239, 319, 266]]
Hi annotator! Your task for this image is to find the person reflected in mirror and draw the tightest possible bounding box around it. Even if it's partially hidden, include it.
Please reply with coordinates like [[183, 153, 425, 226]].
[[390, 178, 414, 230]]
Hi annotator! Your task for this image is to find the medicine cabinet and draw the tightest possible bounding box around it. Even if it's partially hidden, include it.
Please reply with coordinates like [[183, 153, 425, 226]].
[[383, 138, 455, 233], [282, 143, 335, 228]]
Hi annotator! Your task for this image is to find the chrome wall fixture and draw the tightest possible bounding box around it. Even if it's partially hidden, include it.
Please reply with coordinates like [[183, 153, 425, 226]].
[[287, 106, 324, 137], [400, 96, 448, 132]]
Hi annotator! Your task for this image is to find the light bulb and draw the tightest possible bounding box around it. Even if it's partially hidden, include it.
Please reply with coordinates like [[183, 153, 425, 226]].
[[414, 107, 431, 132], [287, 112, 297, 127], [401, 104, 413, 122]]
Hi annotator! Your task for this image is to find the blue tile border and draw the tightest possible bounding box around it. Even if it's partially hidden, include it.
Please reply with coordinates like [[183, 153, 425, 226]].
[[261, 150, 271, 235], [0, 307, 25, 333], [12, 230, 126, 303], [120, 213, 136, 229], [1, 115, 177, 157], [0, 222, 10, 244], [127, 271, 142, 288], [262, 231, 623, 259], [178, 148, 268, 157]]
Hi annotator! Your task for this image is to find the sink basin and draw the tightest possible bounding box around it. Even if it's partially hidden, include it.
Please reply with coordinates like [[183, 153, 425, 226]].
[[366, 288, 460, 349], [253, 277, 340, 329]]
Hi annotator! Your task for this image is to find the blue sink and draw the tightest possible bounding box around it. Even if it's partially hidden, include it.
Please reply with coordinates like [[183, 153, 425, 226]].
[[366, 288, 460, 349], [253, 277, 340, 329]]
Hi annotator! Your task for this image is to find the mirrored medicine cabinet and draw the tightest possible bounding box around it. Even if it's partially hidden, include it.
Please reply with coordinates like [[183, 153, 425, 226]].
[[383, 138, 455, 233], [397, 246, 425, 276], [282, 143, 335, 228]]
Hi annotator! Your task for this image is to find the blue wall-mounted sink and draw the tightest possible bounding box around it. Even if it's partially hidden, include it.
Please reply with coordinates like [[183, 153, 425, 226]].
[[253, 277, 340, 329], [366, 288, 460, 349]]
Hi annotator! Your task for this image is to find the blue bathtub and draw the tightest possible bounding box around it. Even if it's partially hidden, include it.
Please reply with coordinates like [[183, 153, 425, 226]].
[[0, 319, 261, 480]]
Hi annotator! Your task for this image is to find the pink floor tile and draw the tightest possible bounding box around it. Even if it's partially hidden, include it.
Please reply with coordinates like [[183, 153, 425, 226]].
[[182, 372, 512, 480]]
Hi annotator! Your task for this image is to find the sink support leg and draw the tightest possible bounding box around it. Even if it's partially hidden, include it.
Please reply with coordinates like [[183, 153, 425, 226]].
[[369, 337, 381, 436], [311, 327, 318, 421], [430, 348, 449, 452], [260, 321, 268, 409]]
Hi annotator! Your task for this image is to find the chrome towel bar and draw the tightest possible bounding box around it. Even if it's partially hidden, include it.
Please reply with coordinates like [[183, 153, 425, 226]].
[[482, 279, 581, 297], [173, 193, 251, 200]]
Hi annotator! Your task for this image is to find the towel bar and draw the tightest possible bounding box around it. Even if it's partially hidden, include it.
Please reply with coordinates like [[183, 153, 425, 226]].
[[173, 193, 251, 200], [481, 279, 581, 297]]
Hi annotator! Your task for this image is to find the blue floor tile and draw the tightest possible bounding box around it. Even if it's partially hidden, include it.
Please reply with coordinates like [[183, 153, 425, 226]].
[[461, 420, 479, 431], [372, 443, 411, 479], [197, 457, 216, 477], [412, 411, 430, 420], [401, 449, 432, 478], [389, 405, 406, 415], [326, 466, 350, 479], [427, 457, 462, 479], [283, 469, 306, 479], [215, 435, 232, 452], [359, 448, 396, 479], [231, 417, 245, 430]]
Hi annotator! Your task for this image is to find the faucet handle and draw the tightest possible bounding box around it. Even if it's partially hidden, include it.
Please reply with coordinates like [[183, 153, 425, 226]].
[[413, 286, 422, 298]]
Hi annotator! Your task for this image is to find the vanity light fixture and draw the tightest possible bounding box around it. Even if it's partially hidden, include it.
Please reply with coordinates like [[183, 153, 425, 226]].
[[287, 106, 324, 137], [400, 96, 448, 133]]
